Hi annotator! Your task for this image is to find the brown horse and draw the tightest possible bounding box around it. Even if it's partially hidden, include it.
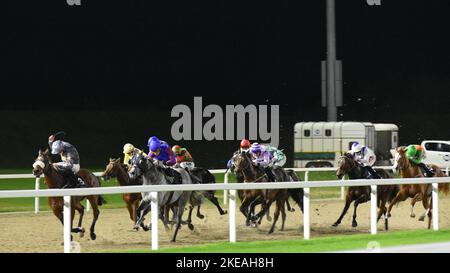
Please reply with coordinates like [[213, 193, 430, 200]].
[[101, 158, 149, 231], [234, 151, 288, 234], [32, 149, 104, 240], [388, 147, 449, 229], [333, 154, 399, 230]]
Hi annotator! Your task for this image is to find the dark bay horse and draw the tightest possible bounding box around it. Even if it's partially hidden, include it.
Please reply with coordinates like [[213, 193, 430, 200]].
[[32, 149, 104, 240], [101, 158, 149, 231], [333, 154, 399, 230], [389, 147, 449, 229], [234, 151, 289, 234]]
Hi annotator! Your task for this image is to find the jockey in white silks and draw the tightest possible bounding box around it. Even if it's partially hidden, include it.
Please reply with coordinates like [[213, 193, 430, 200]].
[[348, 142, 380, 179]]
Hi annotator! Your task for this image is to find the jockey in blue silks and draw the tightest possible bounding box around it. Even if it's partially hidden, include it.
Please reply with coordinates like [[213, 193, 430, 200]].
[[147, 136, 176, 167]]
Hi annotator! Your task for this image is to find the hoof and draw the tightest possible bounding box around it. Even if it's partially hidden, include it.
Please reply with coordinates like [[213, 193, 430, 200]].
[[79, 228, 85, 238], [418, 216, 425, 222], [170, 239, 176, 243], [188, 223, 194, 230], [221, 210, 228, 215], [332, 223, 339, 227], [352, 222, 358, 228], [90, 233, 97, 241], [387, 212, 392, 218], [142, 225, 150, 232], [197, 215, 205, 220], [410, 213, 416, 218], [268, 229, 274, 234]]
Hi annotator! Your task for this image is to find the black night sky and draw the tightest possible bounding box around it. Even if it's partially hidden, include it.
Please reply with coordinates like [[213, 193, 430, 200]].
[[1, 0, 450, 168]]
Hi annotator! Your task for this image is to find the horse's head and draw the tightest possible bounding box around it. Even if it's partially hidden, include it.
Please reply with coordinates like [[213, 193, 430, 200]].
[[336, 153, 355, 179], [32, 149, 51, 177], [102, 158, 122, 180], [128, 152, 148, 180], [234, 150, 252, 173], [392, 146, 408, 175]]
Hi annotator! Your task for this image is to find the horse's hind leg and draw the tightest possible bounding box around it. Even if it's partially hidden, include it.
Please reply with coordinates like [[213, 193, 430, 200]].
[[196, 205, 205, 219], [74, 202, 85, 237], [88, 196, 100, 240], [332, 195, 352, 227], [206, 193, 227, 215], [187, 206, 195, 230], [268, 200, 282, 234]]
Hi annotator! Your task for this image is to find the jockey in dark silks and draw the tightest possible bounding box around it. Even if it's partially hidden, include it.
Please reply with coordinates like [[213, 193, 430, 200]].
[[48, 132, 85, 188], [147, 136, 181, 184]]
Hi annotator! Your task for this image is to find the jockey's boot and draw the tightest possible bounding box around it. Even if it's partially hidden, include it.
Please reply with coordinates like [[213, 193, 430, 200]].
[[418, 163, 434, 177]]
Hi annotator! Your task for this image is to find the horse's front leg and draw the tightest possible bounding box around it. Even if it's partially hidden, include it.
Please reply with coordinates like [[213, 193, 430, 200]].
[[196, 205, 205, 219], [410, 193, 422, 218], [332, 194, 352, 227]]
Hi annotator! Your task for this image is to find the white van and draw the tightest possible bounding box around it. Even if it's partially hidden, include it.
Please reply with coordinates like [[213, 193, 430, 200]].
[[421, 140, 450, 168], [294, 122, 398, 167]]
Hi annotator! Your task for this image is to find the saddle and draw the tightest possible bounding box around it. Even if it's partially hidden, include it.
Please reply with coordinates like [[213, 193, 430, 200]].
[[160, 167, 183, 184], [60, 171, 86, 189]]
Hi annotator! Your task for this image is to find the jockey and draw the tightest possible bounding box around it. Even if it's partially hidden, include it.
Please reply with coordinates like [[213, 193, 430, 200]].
[[123, 143, 147, 169], [348, 142, 380, 179], [405, 144, 434, 177], [249, 143, 276, 181], [147, 136, 181, 184], [147, 136, 176, 167], [48, 134, 85, 188], [227, 139, 252, 169], [264, 144, 287, 167], [172, 145, 195, 170]]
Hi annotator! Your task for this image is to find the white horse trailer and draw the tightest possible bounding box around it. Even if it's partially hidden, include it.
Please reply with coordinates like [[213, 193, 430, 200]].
[[293, 122, 398, 168]]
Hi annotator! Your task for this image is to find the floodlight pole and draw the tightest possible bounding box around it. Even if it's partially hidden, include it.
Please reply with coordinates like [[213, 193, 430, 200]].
[[326, 0, 337, 121]]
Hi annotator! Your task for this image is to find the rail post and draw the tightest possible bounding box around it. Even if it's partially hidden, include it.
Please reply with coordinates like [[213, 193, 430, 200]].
[[150, 192, 159, 250], [340, 176, 345, 200], [303, 187, 310, 240], [224, 170, 229, 205], [446, 167, 449, 176], [370, 185, 377, 235], [86, 200, 90, 212], [432, 183, 439, 231], [35, 177, 40, 214], [229, 189, 236, 243], [304, 171, 309, 182], [63, 195, 71, 253]]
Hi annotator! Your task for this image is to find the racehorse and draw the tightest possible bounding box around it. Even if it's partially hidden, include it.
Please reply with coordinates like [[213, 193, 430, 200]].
[[333, 154, 399, 230], [32, 149, 104, 240], [129, 153, 193, 242], [388, 147, 449, 229], [101, 158, 149, 231], [234, 150, 291, 234]]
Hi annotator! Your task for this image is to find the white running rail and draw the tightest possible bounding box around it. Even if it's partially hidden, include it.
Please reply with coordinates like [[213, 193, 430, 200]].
[[0, 176, 449, 252]]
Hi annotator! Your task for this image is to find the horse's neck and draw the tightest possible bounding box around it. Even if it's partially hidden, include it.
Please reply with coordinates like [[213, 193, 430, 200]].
[[44, 166, 63, 189], [347, 164, 365, 179], [401, 159, 421, 178], [116, 166, 129, 186], [242, 160, 263, 182]]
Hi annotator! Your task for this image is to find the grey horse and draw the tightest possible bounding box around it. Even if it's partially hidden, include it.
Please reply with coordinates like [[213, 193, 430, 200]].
[[128, 153, 193, 242]]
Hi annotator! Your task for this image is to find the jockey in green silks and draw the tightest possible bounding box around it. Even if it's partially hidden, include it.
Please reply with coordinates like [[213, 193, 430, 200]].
[[405, 144, 434, 177]]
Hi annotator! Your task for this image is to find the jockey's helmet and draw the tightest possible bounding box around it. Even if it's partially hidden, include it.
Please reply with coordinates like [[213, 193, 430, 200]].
[[172, 145, 182, 155], [123, 143, 135, 155], [240, 139, 251, 149], [51, 140, 64, 155]]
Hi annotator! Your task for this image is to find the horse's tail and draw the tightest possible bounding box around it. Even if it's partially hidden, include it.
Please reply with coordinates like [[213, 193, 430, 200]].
[[439, 183, 449, 196], [285, 169, 304, 212]]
